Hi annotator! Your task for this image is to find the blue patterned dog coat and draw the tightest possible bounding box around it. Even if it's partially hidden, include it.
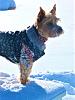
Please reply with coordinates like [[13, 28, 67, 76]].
[[0, 25, 45, 63]]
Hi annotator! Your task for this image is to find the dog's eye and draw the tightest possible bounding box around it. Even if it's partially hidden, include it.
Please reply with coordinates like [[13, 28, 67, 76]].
[[47, 23, 53, 26], [46, 23, 54, 29]]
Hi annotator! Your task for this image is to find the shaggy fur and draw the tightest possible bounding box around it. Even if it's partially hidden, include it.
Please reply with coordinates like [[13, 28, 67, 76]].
[[0, 4, 63, 84]]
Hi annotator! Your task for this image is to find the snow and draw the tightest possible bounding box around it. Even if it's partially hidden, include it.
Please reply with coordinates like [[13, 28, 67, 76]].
[[31, 72, 75, 95], [0, 0, 16, 11], [0, 72, 66, 100], [0, 72, 75, 100]]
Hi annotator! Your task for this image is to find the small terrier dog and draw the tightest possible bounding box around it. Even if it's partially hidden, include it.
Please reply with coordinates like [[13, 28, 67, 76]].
[[0, 4, 63, 84]]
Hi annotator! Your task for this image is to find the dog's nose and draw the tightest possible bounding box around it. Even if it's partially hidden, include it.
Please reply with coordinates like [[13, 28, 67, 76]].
[[57, 26, 63, 34]]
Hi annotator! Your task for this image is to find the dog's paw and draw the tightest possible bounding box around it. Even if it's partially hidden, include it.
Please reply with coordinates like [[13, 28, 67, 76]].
[[20, 78, 26, 84], [20, 78, 29, 85]]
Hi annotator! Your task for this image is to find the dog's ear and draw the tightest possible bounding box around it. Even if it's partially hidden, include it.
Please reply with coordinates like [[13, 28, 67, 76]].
[[50, 4, 56, 15], [37, 7, 45, 23]]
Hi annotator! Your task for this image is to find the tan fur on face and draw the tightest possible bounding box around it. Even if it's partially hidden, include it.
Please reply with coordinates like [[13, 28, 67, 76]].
[[36, 4, 60, 39]]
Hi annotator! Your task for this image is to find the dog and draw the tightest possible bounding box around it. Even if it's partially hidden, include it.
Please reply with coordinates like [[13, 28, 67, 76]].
[[0, 4, 63, 84]]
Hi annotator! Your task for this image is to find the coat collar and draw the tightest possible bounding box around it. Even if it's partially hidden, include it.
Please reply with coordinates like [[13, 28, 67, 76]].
[[26, 25, 46, 51]]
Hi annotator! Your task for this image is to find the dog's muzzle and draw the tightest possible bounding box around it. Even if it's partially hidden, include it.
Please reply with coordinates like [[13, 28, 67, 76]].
[[47, 23, 63, 37]]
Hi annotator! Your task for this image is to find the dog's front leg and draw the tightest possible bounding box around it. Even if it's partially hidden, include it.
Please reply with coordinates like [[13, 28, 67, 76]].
[[19, 44, 33, 84], [19, 63, 32, 84]]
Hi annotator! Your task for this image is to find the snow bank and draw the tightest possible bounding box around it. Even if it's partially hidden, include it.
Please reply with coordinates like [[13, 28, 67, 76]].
[[31, 72, 75, 87], [0, 0, 16, 11], [31, 72, 75, 95], [0, 72, 66, 100]]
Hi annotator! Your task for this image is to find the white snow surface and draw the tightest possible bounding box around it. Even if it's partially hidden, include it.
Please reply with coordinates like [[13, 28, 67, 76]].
[[0, 72, 75, 100], [0, 72, 66, 100]]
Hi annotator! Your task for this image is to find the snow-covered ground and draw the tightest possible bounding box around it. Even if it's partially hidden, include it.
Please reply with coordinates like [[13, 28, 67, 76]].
[[0, 72, 75, 100], [31, 72, 75, 99], [0, 72, 66, 100], [0, 0, 75, 99], [0, 0, 16, 10]]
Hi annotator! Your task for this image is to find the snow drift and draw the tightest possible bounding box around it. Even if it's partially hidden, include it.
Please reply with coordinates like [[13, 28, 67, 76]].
[[0, 0, 16, 11], [0, 72, 66, 100]]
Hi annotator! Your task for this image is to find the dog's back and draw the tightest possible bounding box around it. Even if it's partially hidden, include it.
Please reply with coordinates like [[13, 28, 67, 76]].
[[0, 27, 45, 63], [0, 31, 22, 63]]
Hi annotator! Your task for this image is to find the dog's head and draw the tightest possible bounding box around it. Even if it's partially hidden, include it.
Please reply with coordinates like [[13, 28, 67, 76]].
[[36, 4, 63, 39]]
